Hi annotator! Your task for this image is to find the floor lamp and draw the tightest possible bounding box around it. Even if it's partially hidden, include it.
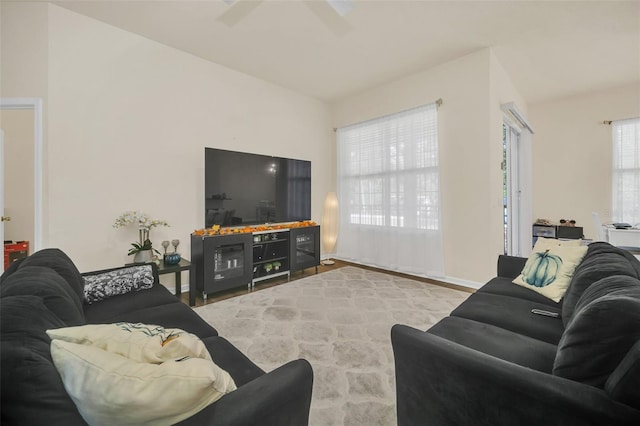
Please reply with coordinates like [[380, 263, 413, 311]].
[[321, 192, 339, 266]]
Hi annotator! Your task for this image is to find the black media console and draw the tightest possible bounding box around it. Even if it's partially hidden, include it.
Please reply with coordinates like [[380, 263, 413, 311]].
[[189, 225, 320, 305]]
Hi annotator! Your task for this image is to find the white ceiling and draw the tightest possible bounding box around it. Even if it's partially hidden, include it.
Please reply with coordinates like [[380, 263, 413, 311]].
[[53, 0, 640, 103]]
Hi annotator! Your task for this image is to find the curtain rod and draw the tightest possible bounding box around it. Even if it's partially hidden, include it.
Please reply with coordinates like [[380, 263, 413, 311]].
[[603, 116, 639, 125], [333, 98, 443, 132]]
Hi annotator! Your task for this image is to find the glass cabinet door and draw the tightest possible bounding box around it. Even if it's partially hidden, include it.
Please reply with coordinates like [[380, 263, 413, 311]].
[[213, 243, 246, 282], [200, 233, 252, 295], [290, 225, 320, 272]]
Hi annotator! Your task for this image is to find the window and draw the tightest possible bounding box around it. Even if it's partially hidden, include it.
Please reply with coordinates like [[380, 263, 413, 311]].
[[612, 118, 640, 225], [338, 103, 439, 230], [336, 103, 443, 277]]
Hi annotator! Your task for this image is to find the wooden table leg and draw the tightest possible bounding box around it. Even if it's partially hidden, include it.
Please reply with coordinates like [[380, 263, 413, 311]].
[[189, 265, 196, 306], [175, 271, 182, 295]]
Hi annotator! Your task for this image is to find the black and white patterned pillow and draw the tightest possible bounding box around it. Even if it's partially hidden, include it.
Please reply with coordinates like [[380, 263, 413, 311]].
[[83, 265, 154, 304]]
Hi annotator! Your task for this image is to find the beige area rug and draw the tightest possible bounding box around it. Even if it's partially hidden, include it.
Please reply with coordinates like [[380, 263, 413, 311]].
[[193, 266, 470, 426]]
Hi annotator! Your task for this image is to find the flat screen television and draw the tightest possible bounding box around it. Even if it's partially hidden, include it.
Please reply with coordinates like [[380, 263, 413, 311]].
[[205, 148, 311, 228]]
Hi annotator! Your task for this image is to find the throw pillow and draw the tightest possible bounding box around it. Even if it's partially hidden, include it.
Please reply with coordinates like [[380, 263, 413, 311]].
[[83, 265, 154, 304], [50, 339, 237, 426], [553, 275, 640, 387], [533, 237, 583, 250], [513, 245, 588, 302], [47, 322, 211, 364]]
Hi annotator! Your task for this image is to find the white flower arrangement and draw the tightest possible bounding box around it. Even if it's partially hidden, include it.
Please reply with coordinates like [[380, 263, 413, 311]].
[[114, 211, 169, 258], [113, 211, 169, 230]]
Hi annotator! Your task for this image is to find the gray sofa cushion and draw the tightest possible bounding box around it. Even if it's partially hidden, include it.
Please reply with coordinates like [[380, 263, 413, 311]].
[[428, 316, 557, 373], [0, 257, 25, 283], [450, 291, 564, 344], [83, 281, 179, 323], [605, 340, 640, 410], [477, 276, 560, 306], [562, 243, 640, 327], [18, 248, 86, 306], [0, 266, 85, 326], [88, 302, 218, 339], [0, 296, 86, 425], [553, 275, 640, 387]]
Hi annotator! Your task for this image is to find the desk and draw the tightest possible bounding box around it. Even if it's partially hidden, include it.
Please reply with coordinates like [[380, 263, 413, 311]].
[[606, 228, 640, 250], [157, 258, 192, 296]]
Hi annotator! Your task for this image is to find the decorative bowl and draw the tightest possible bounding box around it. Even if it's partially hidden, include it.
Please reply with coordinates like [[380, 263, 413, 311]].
[[164, 253, 181, 265]]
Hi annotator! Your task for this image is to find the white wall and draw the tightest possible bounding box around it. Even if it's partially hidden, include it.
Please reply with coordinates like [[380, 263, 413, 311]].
[[3, 3, 334, 275], [529, 83, 640, 241], [332, 49, 526, 285], [0, 2, 48, 97], [0, 1, 50, 245]]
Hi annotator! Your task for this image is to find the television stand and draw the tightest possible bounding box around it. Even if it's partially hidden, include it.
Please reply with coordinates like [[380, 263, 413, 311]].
[[189, 225, 320, 305]]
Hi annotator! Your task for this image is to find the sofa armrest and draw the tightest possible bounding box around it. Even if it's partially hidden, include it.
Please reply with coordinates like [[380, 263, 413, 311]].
[[497, 254, 527, 279], [176, 359, 313, 426], [391, 324, 640, 426]]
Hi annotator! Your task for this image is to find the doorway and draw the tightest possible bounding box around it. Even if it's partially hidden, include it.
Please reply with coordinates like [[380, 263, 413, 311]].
[[0, 98, 43, 272]]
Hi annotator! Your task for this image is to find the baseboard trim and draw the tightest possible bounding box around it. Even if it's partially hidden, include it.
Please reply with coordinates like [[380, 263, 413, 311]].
[[330, 257, 482, 293], [169, 261, 483, 296], [438, 276, 483, 290], [166, 284, 190, 296]]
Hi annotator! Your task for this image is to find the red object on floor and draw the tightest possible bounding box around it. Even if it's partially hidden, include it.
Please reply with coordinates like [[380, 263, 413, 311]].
[[4, 241, 29, 270]]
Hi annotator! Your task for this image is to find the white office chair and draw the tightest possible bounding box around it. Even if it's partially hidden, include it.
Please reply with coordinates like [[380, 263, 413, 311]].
[[591, 212, 607, 242]]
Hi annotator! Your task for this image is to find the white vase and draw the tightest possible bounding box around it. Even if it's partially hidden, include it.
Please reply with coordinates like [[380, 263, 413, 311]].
[[133, 249, 153, 263], [139, 228, 150, 245]]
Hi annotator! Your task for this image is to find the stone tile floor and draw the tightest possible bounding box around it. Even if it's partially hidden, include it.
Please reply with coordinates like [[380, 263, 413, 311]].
[[194, 266, 470, 426]]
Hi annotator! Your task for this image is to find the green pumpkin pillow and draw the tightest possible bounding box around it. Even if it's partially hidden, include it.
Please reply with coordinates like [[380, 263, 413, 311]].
[[513, 245, 588, 302]]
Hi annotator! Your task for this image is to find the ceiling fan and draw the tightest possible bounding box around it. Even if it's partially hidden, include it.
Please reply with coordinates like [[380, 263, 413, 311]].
[[218, 0, 354, 34]]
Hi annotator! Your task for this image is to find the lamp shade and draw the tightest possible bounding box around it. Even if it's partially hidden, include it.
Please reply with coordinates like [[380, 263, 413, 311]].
[[321, 192, 339, 254]]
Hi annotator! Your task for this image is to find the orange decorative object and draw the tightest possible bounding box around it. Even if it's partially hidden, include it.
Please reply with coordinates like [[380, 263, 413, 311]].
[[192, 220, 317, 237], [4, 241, 29, 270]]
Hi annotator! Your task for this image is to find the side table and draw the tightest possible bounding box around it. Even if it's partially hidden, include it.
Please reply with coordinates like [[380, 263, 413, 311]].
[[156, 258, 192, 297]]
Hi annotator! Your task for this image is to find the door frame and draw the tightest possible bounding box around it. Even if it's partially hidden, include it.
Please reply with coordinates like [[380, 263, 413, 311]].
[[503, 117, 522, 256], [0, 97, 43, 251], [1, 129, 4, 272]]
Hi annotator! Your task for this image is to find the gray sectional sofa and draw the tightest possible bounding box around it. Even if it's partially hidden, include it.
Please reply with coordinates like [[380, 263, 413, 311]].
[[0, 248, 313, 425], [392, 242, 640, 425]]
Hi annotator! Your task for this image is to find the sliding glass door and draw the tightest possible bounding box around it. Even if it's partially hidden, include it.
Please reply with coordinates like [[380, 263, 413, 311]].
[[503, 122, 522, 255]]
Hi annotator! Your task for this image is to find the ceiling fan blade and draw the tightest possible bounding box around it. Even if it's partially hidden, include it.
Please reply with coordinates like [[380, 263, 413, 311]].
[[217, 0, 264, 27], [305, 0, 353, 36], [326, 0, 353, 17]]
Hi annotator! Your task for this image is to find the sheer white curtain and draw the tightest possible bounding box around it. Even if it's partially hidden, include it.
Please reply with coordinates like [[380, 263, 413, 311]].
[[336, 103, 444, 277], [612, 118, 640, 225]]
